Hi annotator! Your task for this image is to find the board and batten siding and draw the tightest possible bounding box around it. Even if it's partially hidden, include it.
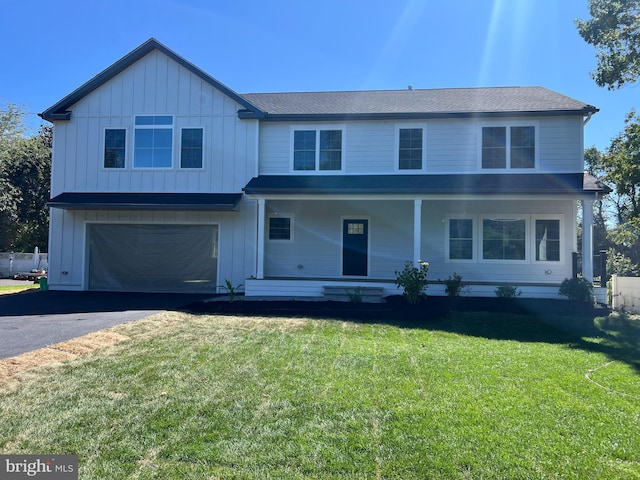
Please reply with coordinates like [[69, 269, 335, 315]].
[[47, 199, 256, 291], [263, 198, 576, 285], [257, 116, 584, 175], [50, 50, 257, 196]]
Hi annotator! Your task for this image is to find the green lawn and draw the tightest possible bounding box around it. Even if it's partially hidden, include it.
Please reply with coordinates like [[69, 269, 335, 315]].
[[1, 309, 639, 479], [0, 283, 39, 294]]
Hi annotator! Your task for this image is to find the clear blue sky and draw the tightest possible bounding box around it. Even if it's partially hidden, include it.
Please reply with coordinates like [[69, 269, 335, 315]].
[[1, 0, 638, 151]]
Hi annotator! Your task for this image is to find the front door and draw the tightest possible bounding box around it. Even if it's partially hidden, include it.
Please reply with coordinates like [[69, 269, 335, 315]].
[[342, 219, 368, 276]]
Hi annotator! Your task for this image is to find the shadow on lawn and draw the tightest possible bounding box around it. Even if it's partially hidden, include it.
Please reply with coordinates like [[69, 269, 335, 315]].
[[184, 296, 640, 374]]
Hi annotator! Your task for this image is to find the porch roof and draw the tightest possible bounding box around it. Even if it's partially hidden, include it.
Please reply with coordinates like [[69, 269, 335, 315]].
[[244, 173, 611, 196], [48, 192, 243, 211]]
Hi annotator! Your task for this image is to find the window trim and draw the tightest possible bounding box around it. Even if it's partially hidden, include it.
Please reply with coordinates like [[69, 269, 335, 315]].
[[133, 114, 175, 170], [179, 127, 205, 169], [479, 121, 539, 171], [395, 125, 426, 172], [102, 127, 127, 169], [267, 214, 294, 242], [480, 215, 529, 264], [290, 125, 346, 173], [532, 214, 563, 263], [445, 216, 476, 263]]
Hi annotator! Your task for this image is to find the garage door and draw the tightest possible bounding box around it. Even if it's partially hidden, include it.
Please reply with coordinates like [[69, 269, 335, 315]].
[[87, 224, 218, 293]]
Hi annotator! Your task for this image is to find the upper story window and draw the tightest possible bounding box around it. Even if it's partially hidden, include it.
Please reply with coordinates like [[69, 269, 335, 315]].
[[180, 128, 204, 169], [293, 128, 343, 171], [481, 125, 536, 169], [104, 129, 126, 168], [134, 115, 173, 168], [398, 128, 423, 170]]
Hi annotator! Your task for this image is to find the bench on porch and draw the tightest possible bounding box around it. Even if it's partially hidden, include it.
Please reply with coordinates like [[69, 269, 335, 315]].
[[323, 285, 385, 303]]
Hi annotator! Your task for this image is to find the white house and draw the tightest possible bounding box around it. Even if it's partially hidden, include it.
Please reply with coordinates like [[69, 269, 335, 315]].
[[40, 39, 609, 299]]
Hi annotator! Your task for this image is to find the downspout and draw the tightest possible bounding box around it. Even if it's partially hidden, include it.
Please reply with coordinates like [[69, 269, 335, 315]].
[[583, 112, 594, 126]]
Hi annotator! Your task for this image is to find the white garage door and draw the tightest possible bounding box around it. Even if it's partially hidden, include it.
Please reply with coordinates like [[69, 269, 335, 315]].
[[87, 224, 218, 293]]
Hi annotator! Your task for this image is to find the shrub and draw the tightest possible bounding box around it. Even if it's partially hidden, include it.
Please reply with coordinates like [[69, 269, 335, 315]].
[[495, 284, 521, 298], [395, 261, 429, 304], [558, 277, 594, 303], [443, 273, 465, 297]]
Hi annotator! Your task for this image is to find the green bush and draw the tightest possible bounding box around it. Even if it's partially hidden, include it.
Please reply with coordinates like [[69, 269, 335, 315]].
[[558, 277, 594, 303], [443, 273, 465, 297], [395, 261, 429, 304], [495, 284, 521, 298]]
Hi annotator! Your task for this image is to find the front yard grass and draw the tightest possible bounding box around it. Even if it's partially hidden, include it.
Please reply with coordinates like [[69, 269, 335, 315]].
[[1, 310, 639, 479], [0, 283, 39, 295]]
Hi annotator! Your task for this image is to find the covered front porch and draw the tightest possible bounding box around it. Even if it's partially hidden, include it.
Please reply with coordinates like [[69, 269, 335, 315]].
[[243, 173, 608, 301]]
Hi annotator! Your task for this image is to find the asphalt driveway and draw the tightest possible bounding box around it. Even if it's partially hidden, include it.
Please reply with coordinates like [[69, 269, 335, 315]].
[[0, 289, 211, 359]]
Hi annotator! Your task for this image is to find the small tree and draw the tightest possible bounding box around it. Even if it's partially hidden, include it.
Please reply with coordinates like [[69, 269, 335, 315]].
[[395, 261, 429, 304]]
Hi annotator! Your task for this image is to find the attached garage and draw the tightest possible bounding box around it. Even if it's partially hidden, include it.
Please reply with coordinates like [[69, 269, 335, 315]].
[[87, 224, 218, 293]]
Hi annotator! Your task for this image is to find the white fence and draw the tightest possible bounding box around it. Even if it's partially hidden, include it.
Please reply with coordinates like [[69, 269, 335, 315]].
[[611, 275, 640, 313], [0, 252, 48, 278]]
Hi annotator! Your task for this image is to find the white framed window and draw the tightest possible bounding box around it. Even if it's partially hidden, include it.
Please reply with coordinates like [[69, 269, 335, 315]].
[[481, 216, 528, 262], [268, 215, 293, 241], [533, 215, 562, 262], [292, 126, 345, 172], [134, 115, 173, 168], [446, 217, 475, 262], [180, 127, 204, 169], [397, 127, 425, 170], [480, 123, 538, 170], [104, 128, 126, 169]]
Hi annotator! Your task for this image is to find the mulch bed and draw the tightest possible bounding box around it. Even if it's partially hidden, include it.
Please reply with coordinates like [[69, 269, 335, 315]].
[[183, 295, 609, 322]]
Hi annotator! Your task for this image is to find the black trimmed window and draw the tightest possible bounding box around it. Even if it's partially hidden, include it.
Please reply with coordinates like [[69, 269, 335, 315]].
[[180, 128, 203, 168], [482, 126, 535, 169], [293, 129, 342, 171], [482, 218, 526, 260], [535, 219, 560, 262], [268, 217, 292, 240], [399, 128, 423, 170], [104, 129, 126, 168], [134, 115, 173, 168]]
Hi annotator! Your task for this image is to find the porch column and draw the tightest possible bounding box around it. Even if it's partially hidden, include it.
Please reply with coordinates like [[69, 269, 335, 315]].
[[256, 198, 265, 280], [413, 199, 422, 266], [582, 197, 594, 282]]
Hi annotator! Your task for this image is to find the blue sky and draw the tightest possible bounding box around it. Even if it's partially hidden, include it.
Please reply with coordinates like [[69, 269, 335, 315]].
[[1, 0, 638, 151]]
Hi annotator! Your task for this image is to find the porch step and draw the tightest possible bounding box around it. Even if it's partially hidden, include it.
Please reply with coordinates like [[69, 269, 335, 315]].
[[323, 286, 385, 303]]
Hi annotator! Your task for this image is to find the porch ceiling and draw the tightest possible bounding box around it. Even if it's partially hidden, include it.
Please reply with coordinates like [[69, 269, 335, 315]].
[[244, 173, 610, 196]]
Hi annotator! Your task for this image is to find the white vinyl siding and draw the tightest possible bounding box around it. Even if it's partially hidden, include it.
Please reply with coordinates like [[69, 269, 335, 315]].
[[257, 117, 582, 175], [261, 199, 574, 285], [49, 49, 257, 196]]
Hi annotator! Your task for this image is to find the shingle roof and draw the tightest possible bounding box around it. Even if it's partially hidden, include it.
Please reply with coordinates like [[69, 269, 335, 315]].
[[244, 173, 610, 196], [240, 87, 598, 120]]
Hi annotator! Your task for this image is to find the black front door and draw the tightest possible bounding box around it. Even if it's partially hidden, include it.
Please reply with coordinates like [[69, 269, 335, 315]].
[[342, 219, 368, 276]]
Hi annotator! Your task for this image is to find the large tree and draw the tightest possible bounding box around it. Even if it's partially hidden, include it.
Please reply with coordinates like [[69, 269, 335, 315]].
[[585, 113, 640, 275], [0, 103, 51, 252], [576, 0, 640, 89]]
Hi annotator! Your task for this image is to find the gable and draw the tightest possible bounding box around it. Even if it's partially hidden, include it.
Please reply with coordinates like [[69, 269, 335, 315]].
[[40, 38, 264, 121]]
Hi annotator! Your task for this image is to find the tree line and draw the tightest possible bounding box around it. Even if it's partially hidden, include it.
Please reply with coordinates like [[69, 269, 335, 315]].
[[577, 0, 640, 276], [0, 103, 51, 252]]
